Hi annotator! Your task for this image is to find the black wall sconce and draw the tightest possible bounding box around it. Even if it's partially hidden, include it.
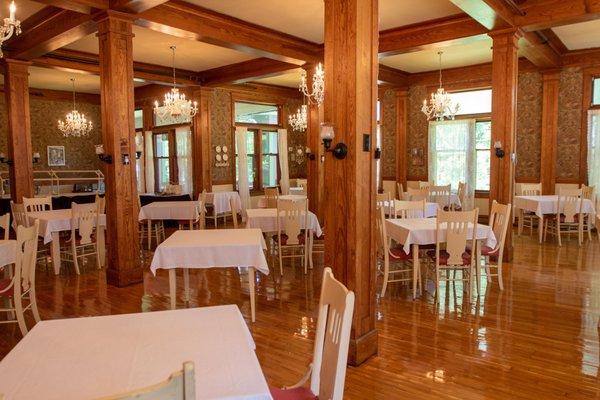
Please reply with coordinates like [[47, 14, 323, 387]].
[[494, 141, 505, 158], [136, 151, 142, 160], [95, 144, 113, 164], [374, 147, 381, 160], [32, 152, 41, 164], [320, 123, 348, 160], [0, 153, 12, 165]]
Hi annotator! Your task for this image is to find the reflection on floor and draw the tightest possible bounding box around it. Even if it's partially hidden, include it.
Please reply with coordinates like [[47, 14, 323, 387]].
[[0, 229, 599, 399]]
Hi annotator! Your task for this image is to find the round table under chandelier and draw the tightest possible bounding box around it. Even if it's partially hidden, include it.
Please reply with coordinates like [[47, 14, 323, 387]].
[[58, 78, 93, 137]]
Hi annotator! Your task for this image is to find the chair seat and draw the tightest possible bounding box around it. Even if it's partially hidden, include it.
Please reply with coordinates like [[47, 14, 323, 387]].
[[427, 249, 471, 266], [466, 245, 499, 262], [389, 247, 412, 260], [0, 278, 14, 298], [273, 234, 306, 246], [269, 386, 317, 400]]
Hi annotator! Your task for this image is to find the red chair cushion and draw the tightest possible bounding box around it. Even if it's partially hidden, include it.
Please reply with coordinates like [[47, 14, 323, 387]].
[[0, 279, 14, 298], [389, 247, 411, 260], [465, 245, 499, 262], [272, 234, 306, 246], [269, 386, 318, 400], [427, 250, 471, 266]]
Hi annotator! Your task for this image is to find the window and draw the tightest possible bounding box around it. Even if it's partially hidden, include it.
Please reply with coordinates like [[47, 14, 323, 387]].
[[261, 130, 279, 188], [450, 89, 492, 116], [153, 130, 178, 192], [134, 109, 144, 130], [234, 102, 279, 125], [593, 78, 600, 106], [475, 121, 491, 191], [235, 129, 279, 190], [588, 110, 600, 191]]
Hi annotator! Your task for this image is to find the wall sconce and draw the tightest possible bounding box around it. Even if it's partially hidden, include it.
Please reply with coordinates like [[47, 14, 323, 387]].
[[0, 153, 12, 165], [135, 151, 142, 160], [32, 152, 41, 164], [320, 123, 348, 160], [494, 141, 505, 158], [305, 146, 316, 161], [374, 147, 381, 160], [95, 144, 112, 164]]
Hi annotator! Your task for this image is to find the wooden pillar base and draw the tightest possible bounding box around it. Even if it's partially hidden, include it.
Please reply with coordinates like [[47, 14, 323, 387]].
[[348, 328, 378, 366], [106, 264, 143, 287]]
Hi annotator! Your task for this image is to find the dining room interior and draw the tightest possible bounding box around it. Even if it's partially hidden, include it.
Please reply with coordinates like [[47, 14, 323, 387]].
[[0, 0, 598, 399]]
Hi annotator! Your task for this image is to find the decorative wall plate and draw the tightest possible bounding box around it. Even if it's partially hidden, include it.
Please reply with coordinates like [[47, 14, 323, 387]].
[[215, 145, 222, 153], [222, 146, 228, 153], [216, 154, 222, 162], [222, 154, 229, 161]]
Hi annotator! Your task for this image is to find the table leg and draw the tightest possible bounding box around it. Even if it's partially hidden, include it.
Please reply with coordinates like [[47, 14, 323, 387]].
[[538, 216, 544, 244], [183, 268, 190, 302], [517, 209, 523, 236], [147, 220, 152, 250], [97, 226, 105, 267], [475, 240, 481, 295], [249, 267, 256, 322], [412, 244, 420, 299], [169, 269, 176, 310], [51, 232, 61, 275], [189, 220, 193, 230]]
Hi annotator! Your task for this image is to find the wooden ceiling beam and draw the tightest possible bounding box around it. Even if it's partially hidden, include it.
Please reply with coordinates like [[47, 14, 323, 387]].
[[109, 0, 169, 13], [519, 31, 562, 68], [199, 58, 298, 87], [515, 0, 600, 31], [135, 0, 321, 65], [377, 65, 409, 87], [449, 0, 515, 29], [29, 0, 107, 14], [562, 47, 600, 67]]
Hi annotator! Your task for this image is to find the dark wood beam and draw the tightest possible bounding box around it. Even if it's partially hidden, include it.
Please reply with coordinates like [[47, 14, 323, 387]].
[[377, 65, 409, 87], [29, 0, 107, 13], [515, 0, 600, 31], [136, 0, 321, 65], [378, 14, 488, 56], [562, 47, 600, 67], [539, 29, 568, 55], [449, 0, 515, 29], [199, 58, 298, 87], [110, 0, 168, 13], [519, 31, 562, 68]]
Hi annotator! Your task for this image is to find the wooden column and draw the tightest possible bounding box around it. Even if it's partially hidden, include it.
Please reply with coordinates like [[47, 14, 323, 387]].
[[489, 29, 520, 260], [3, 60, 33, 202], [396, 89, 408, 188], [192, 87, 212, 197], [540, 70, 560, 195], [97, 11, 142, 287], [323, 0, 378, 366]]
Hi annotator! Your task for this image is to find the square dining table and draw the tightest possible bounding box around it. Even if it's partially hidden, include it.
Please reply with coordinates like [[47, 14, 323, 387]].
[[385, 217, 497, 298], [150, 229, 269, 322], [0, 305, 272, 400], [27, 209, 106, 275], [138, 200, 203, 248]]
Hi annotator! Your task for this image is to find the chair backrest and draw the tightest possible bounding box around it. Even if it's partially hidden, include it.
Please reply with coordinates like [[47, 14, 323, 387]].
[[10, 201, 28, 229], [488, 201, 511, 263], [0, 213, 9, 240], [419, 181, 431, 189], [195, 197, 206, 230], [199, 189, 208, 206], [396, 182, 405, 200], [406, 187, 429, 201], [457, 182, 469, 210], [13, 220, 40, 298], [23, 196, 52, 213], [97, 362, 195, 400], [558, 188, 583, 223], [276, 198, 308, 245], [393, 200, 427, 219], [375, 206, 393, 263], [435, 209, 479, 267], [581, 185, 595, 201], [71, 202, 98, 245], [375, 192, 393, 216], [309, 267, 354, 400], [518, 183, 542, 196], [264, 187, 279, 208], [230, 197, 238, 229], [95, 195, 106, 214]]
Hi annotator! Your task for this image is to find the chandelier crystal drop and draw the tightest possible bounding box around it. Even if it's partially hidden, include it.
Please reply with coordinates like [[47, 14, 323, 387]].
[[288, 104, 307, 132], [0, 2, 20, 58], [421, 51, 459, 121], [154, 45, 198, 123], [299, 63, 325, 106], [58, 78, 93, 138]]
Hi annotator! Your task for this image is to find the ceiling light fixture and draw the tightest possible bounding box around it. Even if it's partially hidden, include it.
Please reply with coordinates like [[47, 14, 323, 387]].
[[421, 51, 459, 121], [58, 78, 93, 137], [0, 2, 20, 58], [154, 46, 198, 124]]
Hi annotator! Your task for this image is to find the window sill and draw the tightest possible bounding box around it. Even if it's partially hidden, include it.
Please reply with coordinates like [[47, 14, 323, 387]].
[[475, 190, 490, 198]]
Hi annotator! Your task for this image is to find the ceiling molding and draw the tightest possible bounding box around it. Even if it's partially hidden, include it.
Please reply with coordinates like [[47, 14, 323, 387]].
[[199, 58, 298, 87], [377, 65, 409, 87], [110, 0, 168, 13], [562, 47, 600, 67]]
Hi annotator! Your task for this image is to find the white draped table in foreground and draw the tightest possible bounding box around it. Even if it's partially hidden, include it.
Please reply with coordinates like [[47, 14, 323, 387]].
[[0, 306, 272, 400], [151, 229, 269, 322]]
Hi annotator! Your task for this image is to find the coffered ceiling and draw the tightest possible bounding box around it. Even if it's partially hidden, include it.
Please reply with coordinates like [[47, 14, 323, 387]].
[[552, 20, 600, 51]]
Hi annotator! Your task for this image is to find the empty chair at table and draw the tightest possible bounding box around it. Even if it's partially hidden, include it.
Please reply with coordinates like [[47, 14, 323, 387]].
[[138, 196, 166, 250], [61, 202, 102, 274], [273, 198, 309, 275], [544, 188, 584, 246], [428, 184, 451, 210], [0, 220, 41, 336], [516, 182, 542, 236], [406, 187, 429, 201], [391, 199, 427, 219], [270, 267, 354, 400], [581, 184, 595, 241], [264, 186, 279, 208], [419, 181, 431, 189], [376, 192, 394, 217], [23, 196, 52, 213], [396, 182, 405, 200], [11, 201, 49, 270], [426, 209, 479, 303], [99, 362, 195, 400]]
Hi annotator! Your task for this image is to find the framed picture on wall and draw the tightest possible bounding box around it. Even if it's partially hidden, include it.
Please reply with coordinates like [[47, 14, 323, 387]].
[[47, 146, 66, 167]]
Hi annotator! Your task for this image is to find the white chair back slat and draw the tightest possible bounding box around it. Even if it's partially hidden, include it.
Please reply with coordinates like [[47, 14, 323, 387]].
[[375, 192, 393, 217], [436, 209, 478, 267], [393, 199, 427, 219], [72, 202, 98, 245], [23, 196, 52, 213], [10, 201, 28, 229], [418, 181, 431, 189], [277, 198, 307, 246], [428, 184, 451, 209], [518, 183, 542, 196], [558, 188, 583, 223], [406, 187, 428, 201], [15, 220, 39, 294]]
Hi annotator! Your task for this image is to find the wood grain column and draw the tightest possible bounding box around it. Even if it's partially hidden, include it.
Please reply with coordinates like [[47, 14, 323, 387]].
[[396, 89, 408, 188], [323, 0, 378, 366], [3, 60, 33, 202], [489, 29, 520, 260], [192, 87, 212, 197], [97, 11, 142, 287], [540, 70, 560, 195]]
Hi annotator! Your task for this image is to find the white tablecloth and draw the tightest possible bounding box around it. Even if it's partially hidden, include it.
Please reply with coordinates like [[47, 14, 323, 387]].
[[246, 208, 323, 237], [514, 195, 596, 218], [257, 194, 307, 208], [386, 217, 497, 254], [402, 191, 461, 208], [289, 187, 306, 195], [27, 209, 107, 244], [138, 201, 201, 221], [150, 229, 269, 275], [0, 306, 272, 400], [207, 191, 243, 214], [383, 200, 438, 218], [0, 240, 16, 268]]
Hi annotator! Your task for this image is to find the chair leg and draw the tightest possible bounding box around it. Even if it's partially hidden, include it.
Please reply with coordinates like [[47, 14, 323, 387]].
[[557, 224, 562, 246], [278, 245, 283, 276], [380, 259, 389, 298], [14, 296, 28, 336], [30, 288, 41, 323], [95, 243, 102, 269], [72, 243, 81, 275], [497, 262, 504, 291]]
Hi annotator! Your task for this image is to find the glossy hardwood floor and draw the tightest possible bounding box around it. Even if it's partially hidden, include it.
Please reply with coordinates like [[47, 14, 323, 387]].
[[0, 228, 599, 399]]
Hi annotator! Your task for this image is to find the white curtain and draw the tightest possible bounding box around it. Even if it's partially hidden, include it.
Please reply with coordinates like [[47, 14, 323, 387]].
[[135, 132, 145, 194], [235, 127, 251, 213], [588, 110, 600, 192], [144, 130, 154, 194], [277, 128, 290, 195], [176, 126, 193, 195], [428, 119, 476, 205]]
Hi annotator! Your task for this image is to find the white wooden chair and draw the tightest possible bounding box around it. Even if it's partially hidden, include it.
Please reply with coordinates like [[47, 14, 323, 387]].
[[270, 267, 354, 400], [230, 197, 239, 228], [264, 187, 279, 208], [376, 192, 394, 217], [396, 182, 405, 200], [517, 183, 542, 236], [406, 187, 429, 201], [544, 188, 584, 246], [455, 181, 471, 211], [97, 362, 195, 400], [0, 213, 9, 240], [11, 201, 49, 270], [391, 199, 427, 219], [428, 184, 451, 210], [581, 185, 595, 241], [427, 209, 479, 303], [376, 206, 416, 298], [419, 181, 431, 189], [273, 198, 309, 275], [0, 220, 41, 336], [138, 196, 165, 249], [61, 202, 102, 274], [23, 196, 52, 213]]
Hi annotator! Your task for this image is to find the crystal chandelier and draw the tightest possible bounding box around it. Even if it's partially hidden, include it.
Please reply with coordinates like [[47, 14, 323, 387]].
[[0, 2, 20, 58], [299, 63, 324, 106], [154, 46, 198, 123], [288, 104, 307, 132], [421, 51, 459, 121], [58, 78, 93, 137]]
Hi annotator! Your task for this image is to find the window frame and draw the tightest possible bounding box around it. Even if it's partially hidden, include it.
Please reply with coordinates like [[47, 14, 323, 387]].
[[235, 127, 282, 194], [592, 76, 600, 108], [152, 129, 179, 193], [233, 101, 282, 127]]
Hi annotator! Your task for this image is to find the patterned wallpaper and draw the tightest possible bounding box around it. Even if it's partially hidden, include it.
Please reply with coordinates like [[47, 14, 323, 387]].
[[406, 85, 429, 179], [557, 67, 583, 181], [0, 97, 102, 171], [380, 89, 397, 179], [516, 71, 543, 180], [284, 97, 307, 179]]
